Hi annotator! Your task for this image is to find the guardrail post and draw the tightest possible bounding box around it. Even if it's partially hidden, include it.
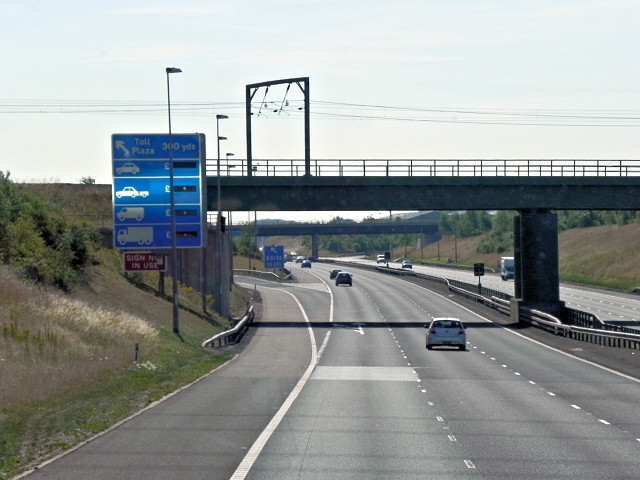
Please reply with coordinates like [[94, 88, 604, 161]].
[[510, 298, 522, 322]]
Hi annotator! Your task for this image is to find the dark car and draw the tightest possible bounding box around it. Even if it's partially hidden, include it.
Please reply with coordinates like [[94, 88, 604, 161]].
[[301, 259, 312, 268], [335, 272, 353, 286], [329, 268, 341, 279]]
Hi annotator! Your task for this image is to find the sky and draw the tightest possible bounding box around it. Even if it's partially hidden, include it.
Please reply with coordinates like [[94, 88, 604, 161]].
[[1, 0, 639, 222]]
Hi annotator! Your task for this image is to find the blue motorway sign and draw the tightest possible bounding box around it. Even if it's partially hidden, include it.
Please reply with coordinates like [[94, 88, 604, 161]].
[[112, 133, 206, 249], [112, 134, 201, 160], [264, 245, 285, 269]]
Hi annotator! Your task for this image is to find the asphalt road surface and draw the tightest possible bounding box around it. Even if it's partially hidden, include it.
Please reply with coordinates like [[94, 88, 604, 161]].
[[21, 262, 640, 479]]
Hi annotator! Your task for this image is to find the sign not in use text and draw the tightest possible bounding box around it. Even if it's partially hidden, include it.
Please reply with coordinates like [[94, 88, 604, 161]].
[[123, 252, 167, 272]]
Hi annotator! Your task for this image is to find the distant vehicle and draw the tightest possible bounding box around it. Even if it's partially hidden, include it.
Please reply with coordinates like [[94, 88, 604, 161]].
[[116, 207, 144, 221], [329, 268, 341, 279], [335, 271, 353, 286], [115, 162, 140, 175], [426, 318, 466, 351], [500, 256, 515, 281], [115, 186, 149, 198], [301, 259, 312, 268], [377, 254, 387, 264], [117, 227, 153, 245], [401, 260, 412, 269], [295, 256, 305, 263]]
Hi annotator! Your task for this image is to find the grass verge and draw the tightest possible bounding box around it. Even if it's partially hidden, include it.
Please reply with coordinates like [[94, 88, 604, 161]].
[[0, 250, 253, 479]]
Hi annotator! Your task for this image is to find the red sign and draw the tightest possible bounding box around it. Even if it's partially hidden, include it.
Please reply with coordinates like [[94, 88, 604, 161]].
[[123, 252, 167, 272]]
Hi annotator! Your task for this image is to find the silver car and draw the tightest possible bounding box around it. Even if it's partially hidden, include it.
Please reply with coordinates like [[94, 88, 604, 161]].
[[426, 318, 466, 351]]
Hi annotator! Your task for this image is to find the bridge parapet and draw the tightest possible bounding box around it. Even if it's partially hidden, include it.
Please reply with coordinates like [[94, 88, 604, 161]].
[[207, 159, 640, 178]]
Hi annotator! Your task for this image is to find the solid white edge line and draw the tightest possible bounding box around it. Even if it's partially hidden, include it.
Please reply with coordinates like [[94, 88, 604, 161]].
[[230, 288, 320, 479], [14, 355, 241, 479]]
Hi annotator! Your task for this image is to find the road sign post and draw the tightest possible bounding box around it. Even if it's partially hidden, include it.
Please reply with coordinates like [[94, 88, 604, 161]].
[[474, 263, 484, 294]]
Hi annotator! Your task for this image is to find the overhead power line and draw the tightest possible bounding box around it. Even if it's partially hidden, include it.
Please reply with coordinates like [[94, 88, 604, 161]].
[[0, 98, 639, 127]]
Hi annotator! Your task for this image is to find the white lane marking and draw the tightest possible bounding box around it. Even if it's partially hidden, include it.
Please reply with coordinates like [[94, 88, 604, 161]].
[[317, 331, 331, 358], [464, 460, 476, 469], [231, 289, 319, 479], [311, 366, 418, 381], [572, 405, 581, 409], [334, 322, 365, 334], [437, 416, 444, 422], [448, 435, 457, 442], [547, 392, 556, 396], [599, 419, 611, 425], [529, 381, 536, 384]]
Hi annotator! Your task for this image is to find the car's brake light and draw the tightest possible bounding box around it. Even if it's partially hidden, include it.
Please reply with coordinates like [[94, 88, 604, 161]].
[[458, 328, 465, 335], [429, 328, 437, 334]]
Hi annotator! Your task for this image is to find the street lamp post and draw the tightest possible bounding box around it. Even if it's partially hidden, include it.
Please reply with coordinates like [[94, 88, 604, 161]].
[[226, 153, 235, 175], [215, 114, 228, 315], [166, 67, 182, 334], [225, 152, 235, 293], [216, 115, 229, 229]]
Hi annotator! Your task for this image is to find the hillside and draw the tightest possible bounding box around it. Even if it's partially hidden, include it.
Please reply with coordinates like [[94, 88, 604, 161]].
[[265, 224, 640, 292]]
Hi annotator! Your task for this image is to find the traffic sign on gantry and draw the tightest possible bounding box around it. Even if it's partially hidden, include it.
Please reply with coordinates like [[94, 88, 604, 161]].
[[112, 133, 207, 249]]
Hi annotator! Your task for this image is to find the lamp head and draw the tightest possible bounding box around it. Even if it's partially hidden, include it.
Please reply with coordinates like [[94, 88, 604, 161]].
[[166, 67, 182, 74], [216, 114, 229, 120]]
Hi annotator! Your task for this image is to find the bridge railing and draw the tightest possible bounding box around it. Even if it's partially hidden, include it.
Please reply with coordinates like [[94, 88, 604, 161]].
[[207, 159, 640, 177]]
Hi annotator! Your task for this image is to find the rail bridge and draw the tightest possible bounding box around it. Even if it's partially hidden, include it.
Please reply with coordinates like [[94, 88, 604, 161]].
[[208, 159, 640, 318]]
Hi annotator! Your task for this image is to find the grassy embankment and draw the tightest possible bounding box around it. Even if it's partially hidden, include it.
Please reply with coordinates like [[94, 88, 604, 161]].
[[0, 247, 253, 479]]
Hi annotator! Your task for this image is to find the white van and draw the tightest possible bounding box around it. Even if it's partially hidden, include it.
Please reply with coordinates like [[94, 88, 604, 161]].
[[377, 254, 387, 264], [500, 257, 515, 281]]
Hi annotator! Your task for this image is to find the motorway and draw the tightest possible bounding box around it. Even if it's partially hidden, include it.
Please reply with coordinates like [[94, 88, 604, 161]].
[[22, 261, 640, 479], [340, 256, 640, 325]]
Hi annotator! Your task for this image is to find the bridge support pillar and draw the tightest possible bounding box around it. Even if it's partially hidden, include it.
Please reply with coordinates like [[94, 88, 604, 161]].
[[311, 233, 319, 260], [515, 210, 565, 317]]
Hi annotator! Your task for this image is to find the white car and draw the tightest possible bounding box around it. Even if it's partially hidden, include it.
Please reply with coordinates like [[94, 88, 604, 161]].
[[426, 318, 466, 351], [115, 186, 149, 198]]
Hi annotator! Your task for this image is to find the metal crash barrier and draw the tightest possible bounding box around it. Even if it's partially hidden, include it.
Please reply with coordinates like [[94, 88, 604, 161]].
[[202, 305, 255, 348]]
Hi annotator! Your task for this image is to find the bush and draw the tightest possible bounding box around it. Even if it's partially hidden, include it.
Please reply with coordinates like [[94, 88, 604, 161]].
[[0, 172, 100, 290]]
